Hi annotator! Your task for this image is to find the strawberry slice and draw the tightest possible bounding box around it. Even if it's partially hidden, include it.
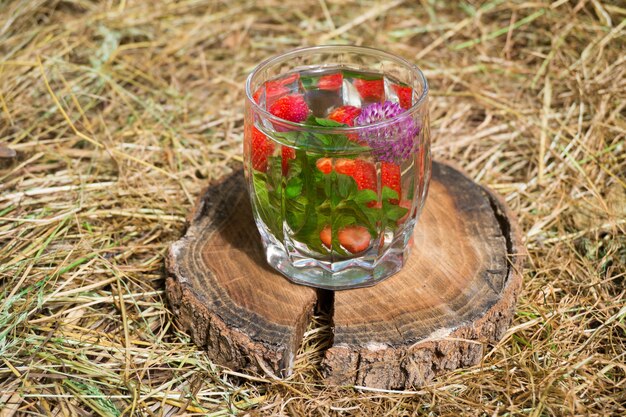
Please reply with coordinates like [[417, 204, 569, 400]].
[[253, 74, 300, 104], [269, 94, 310, 123], [250, 127, 275, 172], [338, 225, 371, 253], [281, 146, 295, 175], [354, 78, 384, 101], [334, 158, 355, 177], [318, 73, 343, 90], [320, 224, 371, 254], [328, 105, 361, 127], [316, 157, 332, 174], [381, 162, 401, 203], [252, 81, 287, 105], [320, 225, 332, 249], [392, 84, 413, 109]]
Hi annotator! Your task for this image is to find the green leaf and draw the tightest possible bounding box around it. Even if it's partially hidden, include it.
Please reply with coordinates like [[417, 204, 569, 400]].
[[342, 69, 382, 81], [382, 186, 399, 201], [384, 205, 409, 222], [354, 189, 377, 205], [362, 206, 382, 228], [300, 75, 317, 90], [272, 123, 368, 154], [286, 153, 304, 178], [268, 156, 283, 185], [312, 132, 333, 147], [336, 174, 356, 199], [286, 196, 308, 232], [253, 172, 270, 203], [252, 172, 282, 236], [285, 177, 303, 199], [341, 200, 376, 234], [314, 117, 346, 127]]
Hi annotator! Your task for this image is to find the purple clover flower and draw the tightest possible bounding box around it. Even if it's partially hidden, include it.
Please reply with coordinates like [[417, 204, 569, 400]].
[[355, 101, 420, 163]]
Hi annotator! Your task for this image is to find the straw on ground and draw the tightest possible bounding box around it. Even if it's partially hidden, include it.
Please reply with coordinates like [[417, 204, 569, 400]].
[[1, 0, 624, 416]]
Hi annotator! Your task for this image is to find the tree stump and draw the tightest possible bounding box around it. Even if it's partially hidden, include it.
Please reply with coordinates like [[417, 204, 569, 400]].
[[321, 162, 524, 388], [165, 173, 318, 377], [165, 162, 524, 387]]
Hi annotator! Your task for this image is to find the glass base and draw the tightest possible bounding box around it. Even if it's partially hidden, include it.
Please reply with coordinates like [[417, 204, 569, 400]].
[[258, 222, 416, 290]]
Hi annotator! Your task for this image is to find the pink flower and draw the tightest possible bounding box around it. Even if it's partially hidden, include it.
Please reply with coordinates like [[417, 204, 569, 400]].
[[355, 101, 419, 163]]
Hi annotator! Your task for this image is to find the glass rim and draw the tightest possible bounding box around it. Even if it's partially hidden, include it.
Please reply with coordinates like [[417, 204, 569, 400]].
[[245, 45, 429, 134]]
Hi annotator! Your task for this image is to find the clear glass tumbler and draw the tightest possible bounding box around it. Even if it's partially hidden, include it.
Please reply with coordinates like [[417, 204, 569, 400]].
[[244, 45, 431, 289]]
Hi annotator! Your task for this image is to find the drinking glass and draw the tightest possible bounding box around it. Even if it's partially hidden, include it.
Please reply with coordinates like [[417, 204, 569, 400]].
[[244, 45, 430, 289]]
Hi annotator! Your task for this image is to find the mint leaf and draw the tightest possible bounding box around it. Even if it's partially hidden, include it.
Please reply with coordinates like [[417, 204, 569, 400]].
[[336, 173, 356, 199], [315, 117, 346, 127], [300, 75, 317, 90], [384, 204, 408, 222], [312, 132, 333, 147], [342, 69, 382, 81], [286, 153, 304, 178], [354, 189, 377, 205], [267, 156, 283, 187], [340, 201, 376, 234], [294, 208, 330, 254], [286, 195, 309, 232], [252, 172, 282, 236], [252, 173, 272, 211], [272, 124, 368, 154], [382, 186, 399, 201], [304, 114, 319, 126], [362, 206, 382, 229], [285, 176, 303, 199]]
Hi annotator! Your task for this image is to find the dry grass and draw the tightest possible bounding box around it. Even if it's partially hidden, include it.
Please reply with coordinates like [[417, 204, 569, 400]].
[[1, 0, 625, 415]]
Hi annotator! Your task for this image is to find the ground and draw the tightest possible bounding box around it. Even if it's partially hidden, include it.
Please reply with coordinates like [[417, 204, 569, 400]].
[[0, 0, 625, 416]]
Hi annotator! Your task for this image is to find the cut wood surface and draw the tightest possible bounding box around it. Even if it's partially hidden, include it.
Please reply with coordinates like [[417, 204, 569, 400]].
[[166, 162, 523, 387], [166, 172, 318, 377], [321, 162, 524, 388]]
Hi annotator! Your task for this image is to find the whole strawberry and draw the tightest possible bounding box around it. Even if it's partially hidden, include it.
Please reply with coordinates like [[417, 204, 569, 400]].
[[269, 94, 309, 123]]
